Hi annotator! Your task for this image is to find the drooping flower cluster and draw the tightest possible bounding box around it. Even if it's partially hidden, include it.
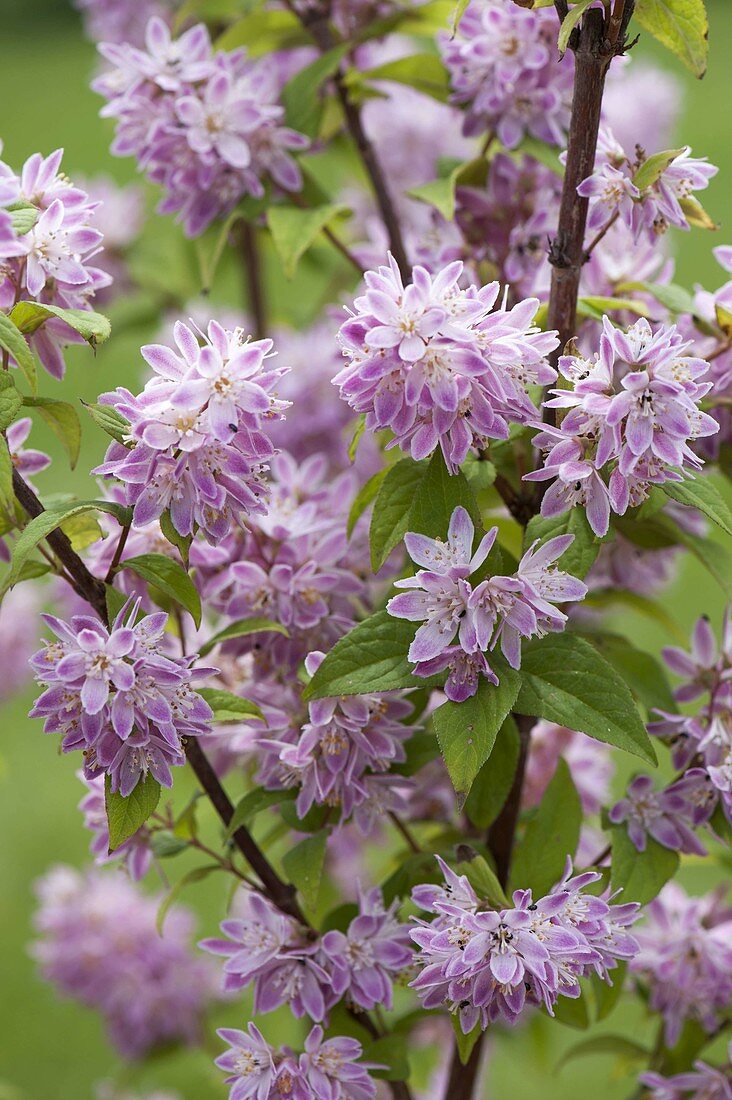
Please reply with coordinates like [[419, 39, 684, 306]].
[[387, 506, 586, 699], [440, 0, 574, 148], [31, 865, 219, 1059], [631, 883, 732, 1046], [578, 127, 718, 243], [201, 884, 412, 1021], [334, 256, 559, 470], [0, 146, 109, 377], [528, 317, 718, 536], [640, 1043, 732, 1100], [410, 857, 639, 1032], [74, 0, 176, 46], [95, 319, 289, 541], [94, 17, 308, 236], [29, 599, 213, 794], [215, 1022, 377, 1100]]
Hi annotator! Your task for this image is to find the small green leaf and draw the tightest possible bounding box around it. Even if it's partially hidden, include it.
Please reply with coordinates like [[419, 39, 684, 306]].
[[0, 373, 22, 431], [7, 199, 39, 236], [160, 509, 193, 568], [105, 584, 129, 622], [579, 295, 651, 319], [408, 449, 481, 540], [552, 990, 591, 1029], [680, 194, 716, 230], [347, 415, 366, 463], [510, 759, 582, 895], [557, 1033, 648, 1072], [198, 688, 265, 723], [303, 610, 441, 700], [370, 458, 427, 572], [0, 436, 13, 513], [81, 400, 130, 445], [523, 508, 599, 579], [661, 477, 732, 536], [150, 830, 190, 858], [634, 0, 708, 77], [157, 864, 221, 934], [215, 8, 308, 53], [557, 0, 597, 56], [282, 829, 328, 911], [61, 510, 103, 552], [632, 147, 687, 191], [591, 962, 628, 1022], [267, 203, 349, 278], [610, 826, 679, 904], [10, 301, 111, 349], [1, 500, 132, 596], [105, 772, 160, 852], [450, 0, 471, 35], [121, 553, 202, 628], [360, 53, 449, 102], [198, 617, 289, 657], [23, 396, 81, 469], [464, 717, 520, 829], [226, 788, 295, 838], [281, 45, 350, 138], [347, 468, 387, 539], [432, 665, 521, 804], [620, 280, 696, 315], [451, 1017, 482, 1066], [0, 312, 37, 393], [455, 852, 509, 908], [516, 633, 657, 764]]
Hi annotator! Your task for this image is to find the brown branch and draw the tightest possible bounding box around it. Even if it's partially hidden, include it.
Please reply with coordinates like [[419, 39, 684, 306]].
[[288, 4, 411, 281], [237, 221, 267, 340]]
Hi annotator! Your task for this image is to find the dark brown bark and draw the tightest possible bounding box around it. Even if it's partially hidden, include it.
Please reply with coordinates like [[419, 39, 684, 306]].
[[238, 221, 267, 340]]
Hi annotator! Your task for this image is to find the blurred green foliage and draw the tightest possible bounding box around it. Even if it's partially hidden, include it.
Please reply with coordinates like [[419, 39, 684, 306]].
[[0, 2, 731, 1098]]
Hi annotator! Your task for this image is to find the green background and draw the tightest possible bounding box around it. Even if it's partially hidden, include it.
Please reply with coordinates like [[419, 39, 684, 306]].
[[0, 2, 730, 1097]]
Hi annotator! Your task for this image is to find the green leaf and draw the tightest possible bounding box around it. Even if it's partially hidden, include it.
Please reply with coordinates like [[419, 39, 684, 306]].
[[634, 0, 708, 77], [347, 415, 366, 463], [363, 1035, 410, 1081], [282, 829, 328, 911], [7, 199, 39, 235], [360, 53, 449, 102], [347, 468, 387, 539], [620, 280, 696, 315], [408, 450, 481, 540], [81, 400, 130, 445], [451, 1017, 482, 1066], [157, 864, 221, 934], [674, 525, 732, 599], [455, 852, 509, 908], [511, 759, 582, 895], [10, 301, 111, 349], [516, 633, 657, 764], [591, 962, 628, 1022], [408, 169, 461, 221], [464, 716, 520, 829], [0, 373, 22, 431], [150, 830, 190, 858], [0, 436, 13, 514], [23, 396, 81, 469], [281, 45, 350, 138], [680, 194, 716, 230], [661, 477, 732, 536], [160, 509, 193, 568], [432, 665, 521, 804], [511, 136, 563, 176], [583, 632, 677, 714], [105, 772, 160, 852], [105, 583, 129, 623], [215, 8, 308, 53], [450, 0, 471, 34], [226, 788, 295, 838], [370, 458, 427, 571], [1, 500, 132, 596], [267, 204, 349, 278], [303, 610, 439, 700], [121, 553, 202, 628], [552, 990, 591, 1030], [523, 508, 599, 579], [579, 295, 651, 319], [558, 0, 598, 56], [610, 826, 679, 904], [557, 1034, 648, 1072], [61, 509, 103, 552], [198, 617, 289, 657], [709, 802, 732, 846], [0, 312, 37, 393], [197, 688, 265, 724], [632, 147, 687, 191]]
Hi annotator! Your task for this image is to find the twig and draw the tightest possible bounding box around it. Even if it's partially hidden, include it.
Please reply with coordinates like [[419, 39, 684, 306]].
[[237, 221, 267, 340], [104, 521, 131, 584], [388, 811, 421, 853], [584, 209, 620, 257]]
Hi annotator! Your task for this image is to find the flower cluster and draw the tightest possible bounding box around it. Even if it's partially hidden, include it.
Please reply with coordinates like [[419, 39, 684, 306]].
[[640, 1044, 732, 1100], [410, 857, 639, 1031], [201, 884, 412, 1020], [31, 865, 219, 1059], [387, 506, 586, 699], [0, 146, 109, 377], [94, 17, 308, 236], [440, 0, 574, 148], [29, 599, 213, 794], [74, 0, 176, 46], [216, 1023, 377, 1100], [578, 128, 718, 243], [95, 319, 289, 541], [631, 883, 732, 1046], [334, 256, 558, 470], [528, 317, 718, 536]]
